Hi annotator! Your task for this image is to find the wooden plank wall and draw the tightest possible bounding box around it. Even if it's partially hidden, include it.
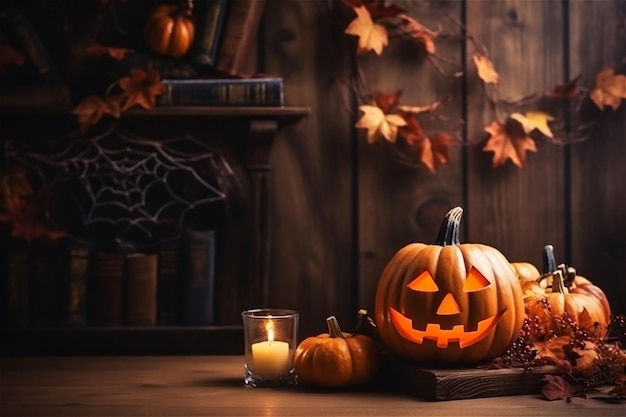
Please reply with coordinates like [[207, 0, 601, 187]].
[[262, 0, 626, 337]]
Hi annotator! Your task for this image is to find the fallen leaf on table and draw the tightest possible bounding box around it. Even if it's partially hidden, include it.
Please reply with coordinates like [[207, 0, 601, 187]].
[[355, 104, 407, 143], [473, 54, 500, 85], [541, 374, 586, 401], [510, 111, 555, 138], [483, 119, 537, 168], [344, 5, 389, 55], [71, 94, 124, 132], [118, 68, 164, 111], [590, 67, 626, 110]]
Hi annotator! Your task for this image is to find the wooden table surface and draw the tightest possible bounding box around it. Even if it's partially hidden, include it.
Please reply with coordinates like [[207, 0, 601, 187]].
[[1, 356, 624, 417]]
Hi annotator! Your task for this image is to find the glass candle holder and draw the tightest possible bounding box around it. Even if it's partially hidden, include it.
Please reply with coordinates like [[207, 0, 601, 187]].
[[241, 309, 299, 387]]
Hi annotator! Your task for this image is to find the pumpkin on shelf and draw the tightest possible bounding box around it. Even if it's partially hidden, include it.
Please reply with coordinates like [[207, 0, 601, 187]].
[[374, 206, 525, 365], [294, 311, 379, 388], [524, 244, 612, 337], [144, 0, 195, 58]]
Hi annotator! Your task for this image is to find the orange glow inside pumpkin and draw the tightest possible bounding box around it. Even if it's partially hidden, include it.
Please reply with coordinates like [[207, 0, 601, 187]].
[[390, 267, 505, 348]]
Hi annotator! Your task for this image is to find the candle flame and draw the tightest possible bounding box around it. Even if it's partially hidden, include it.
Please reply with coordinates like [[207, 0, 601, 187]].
[[265, 317, 275, 342]]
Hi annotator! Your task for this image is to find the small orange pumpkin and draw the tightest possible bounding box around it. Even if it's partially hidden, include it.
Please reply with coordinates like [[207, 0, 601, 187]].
[[294, 314, 379, 388], [144, 1, 195, 58]]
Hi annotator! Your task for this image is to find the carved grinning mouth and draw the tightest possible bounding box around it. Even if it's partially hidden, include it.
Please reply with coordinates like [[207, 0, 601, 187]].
[[389, 307, 507, 348]]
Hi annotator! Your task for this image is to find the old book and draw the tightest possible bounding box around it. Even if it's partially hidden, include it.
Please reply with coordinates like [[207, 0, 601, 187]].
[[0, 8, 60, 84], [182, 229, 217, 325], [3, 246, 29, 327], [125, 252, 158, 326], [190, 0, 230, 66], [215, 0, 267, 76], [64, 238, 93, 326], [157, 237, 182, 325], [95, 251, 126, 326], [157, 77, 284, 107], [28, 241, 65, 326]]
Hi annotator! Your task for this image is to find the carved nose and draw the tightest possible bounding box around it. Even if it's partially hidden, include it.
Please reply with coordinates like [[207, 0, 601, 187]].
[[436, 293, 461, 315]]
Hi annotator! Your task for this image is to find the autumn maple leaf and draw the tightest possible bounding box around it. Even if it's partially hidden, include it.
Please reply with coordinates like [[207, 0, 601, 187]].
[[408, 132, 453, 173], [590, 67, 626, 110], [0, 44, 25, 75], [541, 374, 586, 401], [85, 44, 134, 60], [0, 165, 34, 215], [483, 119, 537, 168], [71, 94, 124, 133], [510, 111, 555, 138], [395, 14, 436, 54], [547, 74, 582, 99], [118, 68, 164, 111], [355, 105, 406, 143], [344, 5, 389, 56], [473, 54, 500, 85], [373, 90, 402, 113]]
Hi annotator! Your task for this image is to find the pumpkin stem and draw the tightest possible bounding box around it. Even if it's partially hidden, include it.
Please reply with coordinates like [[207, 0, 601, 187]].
[[551, 270, 568, 294], [435, 206, 463, 246], [326, 316, 345, 339], [352, 309, 377, 338], [542, 244, 556, 274]]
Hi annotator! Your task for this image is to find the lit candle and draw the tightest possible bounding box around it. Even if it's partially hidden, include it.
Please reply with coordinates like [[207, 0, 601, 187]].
[[251, 318, 290, 378]]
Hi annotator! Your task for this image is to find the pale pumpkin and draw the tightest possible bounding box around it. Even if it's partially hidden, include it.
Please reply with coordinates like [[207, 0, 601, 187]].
[[144, 1, 195, 58], [294, 315, 379, 388], [510, 261, 541, 295], [374, 206, 525, 365]]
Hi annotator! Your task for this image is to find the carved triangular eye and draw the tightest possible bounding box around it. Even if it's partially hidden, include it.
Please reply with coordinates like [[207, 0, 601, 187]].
[[463, 267, 491, 292], [408, 271, 439, 292]]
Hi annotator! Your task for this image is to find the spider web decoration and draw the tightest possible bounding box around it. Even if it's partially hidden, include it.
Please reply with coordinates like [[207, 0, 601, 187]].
[[5, 125, 241, 251]]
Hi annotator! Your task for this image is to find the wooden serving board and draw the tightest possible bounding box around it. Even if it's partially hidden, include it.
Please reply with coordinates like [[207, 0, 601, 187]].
[[384, 357, 559, 401]]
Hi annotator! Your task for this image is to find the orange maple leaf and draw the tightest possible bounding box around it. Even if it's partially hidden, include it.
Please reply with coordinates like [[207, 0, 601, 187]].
[[344, 6, 389, 56], [395, 14, 437, 54], [0, 165, 34, 214], [71, 94, 124, 133], [408, 132, 452, 173], [355, 104, 407, 143], [373, 90, 402, 113], [589, 67, 626, 111], [85, 44, 134, 60], [483, 119, 537, 168], [0, 194, 66, 242], [118, 68, 164, 111], [0, 44, 25, 75], [473, 54, 500, 85]]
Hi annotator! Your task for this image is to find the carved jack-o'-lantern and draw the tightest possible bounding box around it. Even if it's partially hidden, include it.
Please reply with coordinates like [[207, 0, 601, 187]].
[[374, 207, 525, 365]]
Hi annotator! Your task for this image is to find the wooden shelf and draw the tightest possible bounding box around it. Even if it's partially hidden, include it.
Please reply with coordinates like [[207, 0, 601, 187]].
[[0, 106, 309, 355], [1, 326, 244, 356]]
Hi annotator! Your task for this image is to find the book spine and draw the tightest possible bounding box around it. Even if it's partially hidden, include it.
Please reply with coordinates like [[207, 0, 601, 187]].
[[0, 8, 60, 84], [65, 239, 92, 326], [113, 52, 199, 80], [191, 0, 230, 66], [95, 251, 126, 326], [157, 238, 181, 325], [157, 79, 284, 107], [125, 253, 158, 326], [182, 229, 216, 325], [3, 247, 29, 327], [215, 0, 267, 76], [28, 241, 64, 326]]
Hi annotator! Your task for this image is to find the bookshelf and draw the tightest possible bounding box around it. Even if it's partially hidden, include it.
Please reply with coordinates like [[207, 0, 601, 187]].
[[0, 105, 310, 355]]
